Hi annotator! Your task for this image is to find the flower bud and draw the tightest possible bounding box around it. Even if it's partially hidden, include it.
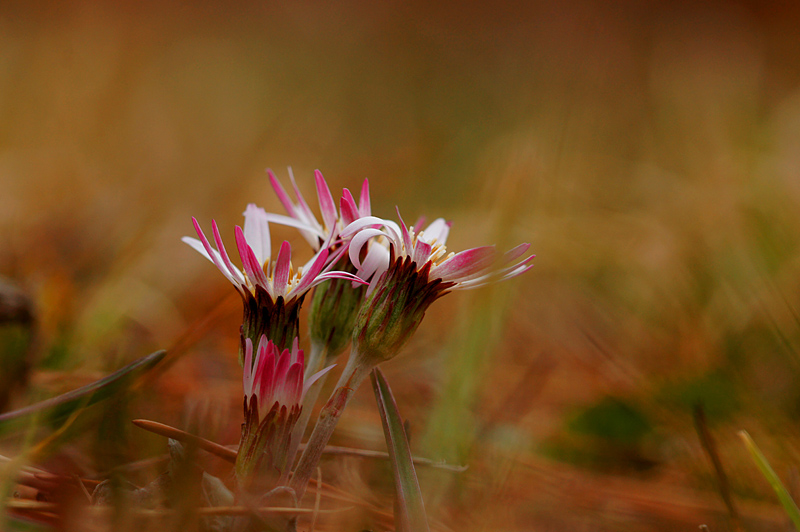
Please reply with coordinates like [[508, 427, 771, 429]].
[[308, 259, 366, 364], [352, 255, 453, 365]]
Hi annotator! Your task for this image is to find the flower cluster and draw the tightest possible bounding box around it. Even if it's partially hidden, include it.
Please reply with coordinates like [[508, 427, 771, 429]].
[[183, 169, 534, 498]]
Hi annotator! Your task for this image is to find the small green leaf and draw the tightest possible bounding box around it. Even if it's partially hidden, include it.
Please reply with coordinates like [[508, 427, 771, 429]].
[[740, 430, 800, 530], [0, 350, 166, 435], [371, 368, 430, 532]]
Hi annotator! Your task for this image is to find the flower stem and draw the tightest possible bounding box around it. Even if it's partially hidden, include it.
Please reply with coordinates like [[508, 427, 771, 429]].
[[289, 350, 372, 501], [286, 342, 329, 470]]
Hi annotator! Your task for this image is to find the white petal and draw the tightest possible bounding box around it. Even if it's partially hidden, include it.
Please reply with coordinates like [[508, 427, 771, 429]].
[[243, 204, 271, 265]]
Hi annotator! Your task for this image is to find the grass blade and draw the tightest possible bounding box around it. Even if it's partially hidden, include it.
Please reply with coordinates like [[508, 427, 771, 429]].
[[740, 430, 800, 530], [371, 368, 430, 532], [0, 350, 166, 434]]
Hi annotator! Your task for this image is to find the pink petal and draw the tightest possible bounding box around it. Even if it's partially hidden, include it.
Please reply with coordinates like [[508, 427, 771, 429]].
[[281, 363, 304, 406], [412, 239, 432, 266], [453, 254, 535, 289], [291, 337, 303, 365], [340, 188, 359, 226], [289, 168, 314, 219], [291, 247, 329, 296], [268, 169, 298, 218], [212, 220, 245, 285], [314, 170, 338, 231], [254, 340, 276, 403], [321, 243, 349, 273], [235, 226, 270, 292], [396, 207, 413, 254], [187, 218, 243, 290], [359, 178, 371, 216], [272, 346, 293, 395], [494, 253, 536, 278], [182, 236, 241, 288], [310, 271, 369, 287], [273, 241, 292, 297], [500, 243, 531, 265], [431, 246, 497, 280]]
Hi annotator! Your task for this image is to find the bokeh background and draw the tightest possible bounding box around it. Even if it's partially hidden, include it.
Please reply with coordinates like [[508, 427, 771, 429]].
[[3, 1, 800, 530]]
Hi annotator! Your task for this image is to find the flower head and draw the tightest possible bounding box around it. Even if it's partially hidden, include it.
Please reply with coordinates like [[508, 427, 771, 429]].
[[242, 336, 331, 423], [342, 210, 534, 364], [182, 204, 365, 353], [343, 210, 534, 295], [236, 335, 332, 491]]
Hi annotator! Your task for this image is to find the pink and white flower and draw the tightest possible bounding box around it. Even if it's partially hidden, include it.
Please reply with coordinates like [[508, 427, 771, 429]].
[[242, 335, 332, 422], [342, 210, 535, 295], [236, 335, 333, 489], [182, 203, 364, 303]]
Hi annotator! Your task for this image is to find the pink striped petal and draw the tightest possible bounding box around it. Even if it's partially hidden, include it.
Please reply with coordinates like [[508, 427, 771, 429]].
[[211, 220, 245, 285], [412, 239, 432, 266], [320, 243, 349, 274], [182, 236, 239, 286], [310, 270, 369, 287], [340, 188, 359, 226], [235, 226, 270, 291], [431, 246, 497, 280], [359, 178, 371, 216], [186, 218, 242, 290], [254, 340, 276, 403], [291, 248, 330, 296], [493, 253, 536, 278], [272, 346, 293, 395], [268, 169, 298, 218], [182, 235, 213, 262], [281, 363, 304, 406], [287, 168, 318, 229], [273, 241, 292, 297], [396, 208, 413, 254], [453, 254, 535, 288], [314, 170, 338, 231], [291, 337, 303, 365], [500, 243, 531, 265]]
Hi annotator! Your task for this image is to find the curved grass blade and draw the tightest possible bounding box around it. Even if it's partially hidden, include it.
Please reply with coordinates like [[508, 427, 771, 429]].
[[371, 368, 430, 532], [0, 350, 166, 435], [740, 430, 800, 530]]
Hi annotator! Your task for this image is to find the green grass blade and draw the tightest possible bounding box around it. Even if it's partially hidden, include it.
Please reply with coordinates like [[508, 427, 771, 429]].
[[371, 368, 430, 532], [0, 350, 166, 435], [740, 430, 800, 530]]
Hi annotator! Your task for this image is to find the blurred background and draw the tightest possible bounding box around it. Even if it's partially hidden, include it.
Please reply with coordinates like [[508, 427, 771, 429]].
[[3, 0, 800, 530]]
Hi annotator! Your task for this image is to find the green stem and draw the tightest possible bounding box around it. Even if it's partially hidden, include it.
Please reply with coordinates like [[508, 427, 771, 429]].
[[289, 350, 372, 501], [286, 342, 329, 470]]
